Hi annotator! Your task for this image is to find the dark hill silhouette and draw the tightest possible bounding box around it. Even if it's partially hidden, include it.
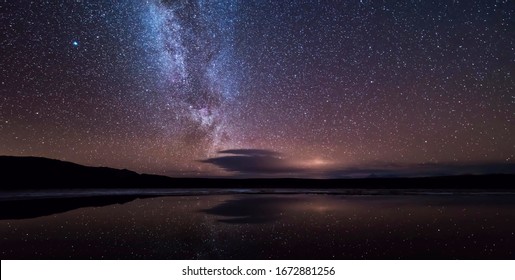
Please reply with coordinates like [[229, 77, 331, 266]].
[[0, 155, 514, 190], [1, 156, 514, 220], [0, 156, 175, 189]]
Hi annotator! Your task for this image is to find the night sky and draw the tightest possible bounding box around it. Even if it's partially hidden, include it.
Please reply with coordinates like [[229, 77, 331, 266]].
[[1, 1, 513, 177]]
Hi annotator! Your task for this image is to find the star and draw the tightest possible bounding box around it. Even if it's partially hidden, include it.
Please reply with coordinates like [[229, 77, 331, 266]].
[[0, 0, 512, 177]]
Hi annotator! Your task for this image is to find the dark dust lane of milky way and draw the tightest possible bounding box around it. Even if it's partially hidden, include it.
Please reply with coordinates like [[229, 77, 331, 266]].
[[1, 1, 513, 178]]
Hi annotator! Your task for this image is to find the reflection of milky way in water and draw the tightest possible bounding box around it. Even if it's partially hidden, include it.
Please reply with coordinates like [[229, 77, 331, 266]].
[[1, 194, 514, 259]]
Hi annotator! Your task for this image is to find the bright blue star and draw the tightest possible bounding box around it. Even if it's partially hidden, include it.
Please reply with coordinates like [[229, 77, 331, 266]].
[[72, 41, 79, 47]]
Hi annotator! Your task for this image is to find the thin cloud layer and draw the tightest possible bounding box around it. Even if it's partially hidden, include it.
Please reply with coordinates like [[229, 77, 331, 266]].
[[202, 149, 515, 178], [218, 149, 282, 157], [200, 149, 305, 174]]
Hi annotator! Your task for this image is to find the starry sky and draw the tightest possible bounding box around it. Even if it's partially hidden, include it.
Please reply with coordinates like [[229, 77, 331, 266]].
[[1, 0, 513, 177]]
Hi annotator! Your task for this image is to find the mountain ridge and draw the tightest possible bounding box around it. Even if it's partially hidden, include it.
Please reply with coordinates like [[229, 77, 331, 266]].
[[1, 155, 513, 190]]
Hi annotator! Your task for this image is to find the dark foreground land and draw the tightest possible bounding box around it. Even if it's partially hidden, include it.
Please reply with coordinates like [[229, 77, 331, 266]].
[[1, 155, 514, 190], [0, 155, 514, 222], [1, 156, 515, 259]]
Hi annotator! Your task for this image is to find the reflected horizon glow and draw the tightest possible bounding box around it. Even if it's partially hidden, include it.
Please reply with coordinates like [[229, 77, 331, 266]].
[[1, 194, 514, 259]]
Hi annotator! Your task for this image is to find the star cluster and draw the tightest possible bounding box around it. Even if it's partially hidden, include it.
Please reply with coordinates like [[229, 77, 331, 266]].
[[0, 0, 513, 176]]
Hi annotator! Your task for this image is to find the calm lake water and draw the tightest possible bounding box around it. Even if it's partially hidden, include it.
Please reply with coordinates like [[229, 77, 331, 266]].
[[1, 193, 514, 259]]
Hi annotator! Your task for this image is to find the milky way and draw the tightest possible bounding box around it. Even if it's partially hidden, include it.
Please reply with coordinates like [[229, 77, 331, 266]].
[[1, 1, 513, 177], [144, 0, 241, 149]]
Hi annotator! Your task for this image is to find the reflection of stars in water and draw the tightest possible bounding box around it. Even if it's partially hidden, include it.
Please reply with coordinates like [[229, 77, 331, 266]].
[[193, 197, 226, 259], [1, 195, 515, 259]]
